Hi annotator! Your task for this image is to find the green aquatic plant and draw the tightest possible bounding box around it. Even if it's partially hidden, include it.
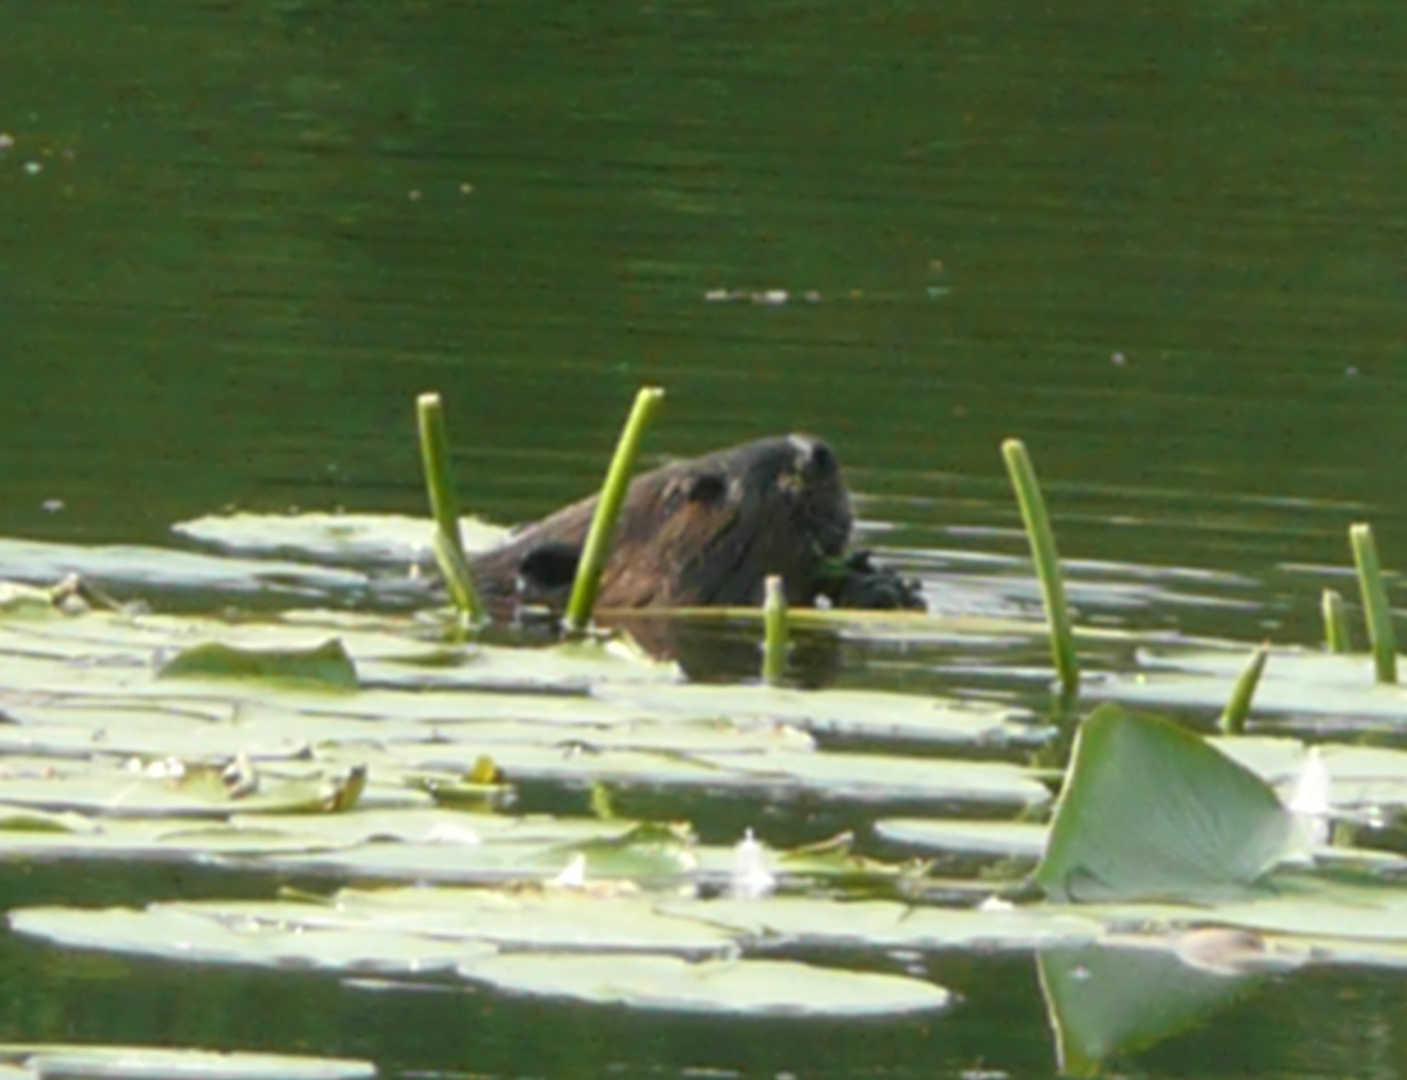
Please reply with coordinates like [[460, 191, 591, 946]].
[[1034, 705, 1298, 903], [565, 386, 666, 633], [1217, 642, 1270, 735], [761, 573, 789, 684], [1350, 522, 1397, 684], [1321, 587, 1350, 654], [1001, 438, 1079, 708], [416, 391, 488, 624]]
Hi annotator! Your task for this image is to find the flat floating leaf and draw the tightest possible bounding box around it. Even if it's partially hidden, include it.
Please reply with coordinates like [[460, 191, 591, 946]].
[[457, 951, 952, 1016], [0, 538, 369, 602], [172, 511, 509, 564], [664, 896, 1103, 951], [1101, 644, 1407, 729], [157, 639, 358, 690], [595, 683, 1049, 750], [1034, 705, 1298, 903], [875, 818, 1049, 859], [11, 888, 741, 963], [0, 1043, 375, 1079]]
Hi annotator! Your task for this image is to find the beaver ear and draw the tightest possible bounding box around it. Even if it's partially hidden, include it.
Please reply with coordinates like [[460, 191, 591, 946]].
[[685, 472, 728, 505], [516, 541, 581, 591]]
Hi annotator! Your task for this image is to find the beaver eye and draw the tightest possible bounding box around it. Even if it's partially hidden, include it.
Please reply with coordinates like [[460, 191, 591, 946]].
[[686, 472, 728, 505]]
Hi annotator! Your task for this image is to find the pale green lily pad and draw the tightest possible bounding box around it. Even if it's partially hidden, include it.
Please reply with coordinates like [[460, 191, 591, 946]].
[[262, 822, 703, 887], [0, 608, 676, 698], [1101, 643, 1407, 727], [664, 896, 1104, 951], [594, 683, 1048, 749], [157, 639, 358, 690], [457, 951, 952, 1016], [0, 759, 373, 819], [1034, 705, 1299, 903], [398, 743, 1048, 809], [173, 511, 509, 564], [10, 904, 495, 976], [11, 889, 740, 959], [1212, 736, 1407, 813], [1067, 881, 1407, 970], [0, 1044, 375, 1080], [0, 538, 369, 601], [356, 636, 679, 692], [1183, 882, 1407, 943], [324, 887, 734, 953], [686, 750, 1051, 808], [0, 809, 647, 868], [875, 818, 1049, 859], [0, 580, 74, 616]]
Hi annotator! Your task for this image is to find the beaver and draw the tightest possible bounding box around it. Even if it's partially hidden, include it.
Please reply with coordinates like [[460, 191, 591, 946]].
[[469, 434, 922, 619]]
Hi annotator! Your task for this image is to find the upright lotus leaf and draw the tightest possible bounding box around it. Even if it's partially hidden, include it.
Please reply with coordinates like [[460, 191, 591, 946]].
[[1034, 705, 1298, 903], [156, 638, 358, 690], [1038, 937, 1271, 1078]]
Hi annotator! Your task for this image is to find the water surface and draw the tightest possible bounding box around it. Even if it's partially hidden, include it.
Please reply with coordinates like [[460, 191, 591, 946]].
[[3, 1, 1407, 1076]]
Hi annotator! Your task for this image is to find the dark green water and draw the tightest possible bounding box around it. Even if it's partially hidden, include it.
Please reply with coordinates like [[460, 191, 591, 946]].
[[4, 1, 1407, 1076]]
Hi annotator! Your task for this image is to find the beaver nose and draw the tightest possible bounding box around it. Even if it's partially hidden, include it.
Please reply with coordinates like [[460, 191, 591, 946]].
[[787, 434, 838, 479]]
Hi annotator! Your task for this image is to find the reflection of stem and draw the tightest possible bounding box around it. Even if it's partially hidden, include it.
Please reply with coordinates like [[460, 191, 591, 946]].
[[565, 387, 666, 633], [416, 392, 487, 625], [761, 575, 789, 684], [1218, 643, 1269, 735], [1321, 588, 1350, 653], [1350, 523, 1397, 684], [1001, 439, 1079, 707]]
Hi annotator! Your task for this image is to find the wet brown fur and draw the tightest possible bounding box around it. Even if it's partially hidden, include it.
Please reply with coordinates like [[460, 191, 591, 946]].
[[470, 435, 852, 616]]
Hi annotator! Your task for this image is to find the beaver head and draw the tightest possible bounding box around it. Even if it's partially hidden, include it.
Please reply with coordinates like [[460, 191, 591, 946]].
[[471, 434, 854, 614]]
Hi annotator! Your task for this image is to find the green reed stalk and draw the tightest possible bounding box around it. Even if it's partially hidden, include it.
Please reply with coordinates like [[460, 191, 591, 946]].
[[1350, 522, 1397, 684], [565, 386, 667, 633], [416, 392, 487, 624], [1218, 642, 1269, 735], [1001, 439, 1079, 707], [1321, 587, 1350, 654], [761, 575, 790, 684]]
